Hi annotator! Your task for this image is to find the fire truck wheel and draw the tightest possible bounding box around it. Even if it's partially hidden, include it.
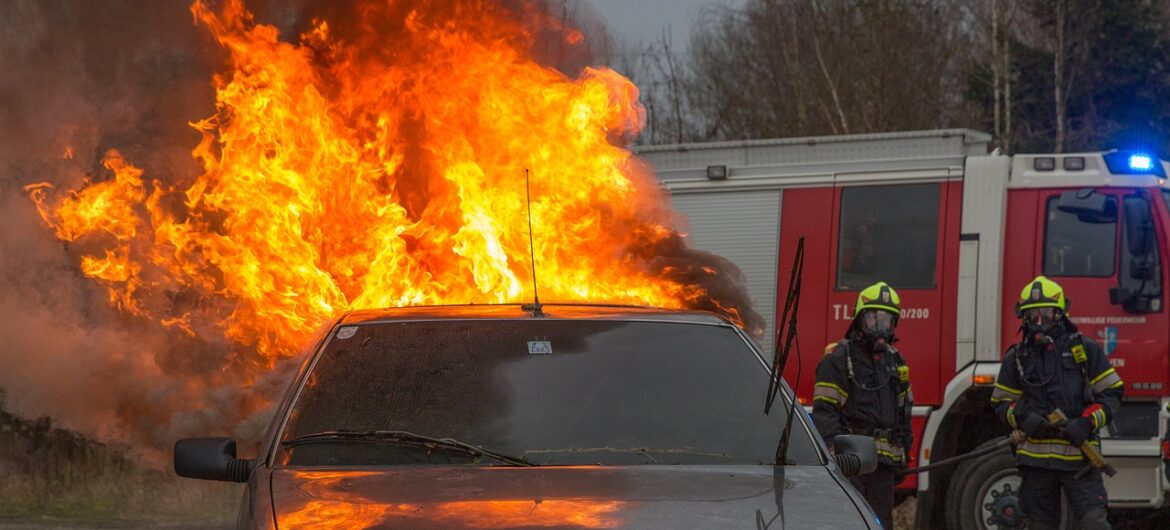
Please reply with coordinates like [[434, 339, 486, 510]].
[[945, 440, 1072, 530]]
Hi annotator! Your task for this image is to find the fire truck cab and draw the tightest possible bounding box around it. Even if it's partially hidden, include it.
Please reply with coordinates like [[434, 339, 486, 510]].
[[637, 129, 1170, 529]]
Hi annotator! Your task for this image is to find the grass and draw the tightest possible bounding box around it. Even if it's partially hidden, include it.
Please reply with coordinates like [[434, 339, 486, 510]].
[[0, 397, 240, 526]]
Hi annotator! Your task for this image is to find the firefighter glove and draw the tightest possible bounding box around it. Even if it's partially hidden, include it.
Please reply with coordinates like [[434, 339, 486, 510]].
[[1020, 412, 1050, 439], [899, 431, 913, 453], [894, 460, 909, 486], [1063, 417, 1093, 447]]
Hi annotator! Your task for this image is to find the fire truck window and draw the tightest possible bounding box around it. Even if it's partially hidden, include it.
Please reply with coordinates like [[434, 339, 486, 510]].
[[837, 183, 939, 290], [1043, 196, 1117, 277]]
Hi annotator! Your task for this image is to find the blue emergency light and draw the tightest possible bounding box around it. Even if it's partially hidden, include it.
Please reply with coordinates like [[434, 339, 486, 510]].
[[1103, 150, 1166, 177], [1129, 154, 1153, 171]]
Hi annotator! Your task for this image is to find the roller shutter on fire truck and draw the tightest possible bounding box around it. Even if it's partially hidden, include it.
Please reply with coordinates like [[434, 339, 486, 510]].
[[669, 191, 780, 354]]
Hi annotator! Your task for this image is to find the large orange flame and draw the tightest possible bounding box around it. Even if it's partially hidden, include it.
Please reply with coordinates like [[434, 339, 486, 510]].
[[26, 0, 759, 421]]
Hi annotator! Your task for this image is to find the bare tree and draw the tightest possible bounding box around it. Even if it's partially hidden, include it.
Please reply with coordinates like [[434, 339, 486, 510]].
[[1011, 0, 1101, 152], [1050, 0, 1099, 152], [1054, 0, 1068, 152], [1002, 2, 1016, 153], [992, 0, 1001, 141], [677, 0, 977, 142], [640, 28, 692, 144], [984, 0, 1020, 152], [610, 31, 697, 145], [801, 0, 851, 134]]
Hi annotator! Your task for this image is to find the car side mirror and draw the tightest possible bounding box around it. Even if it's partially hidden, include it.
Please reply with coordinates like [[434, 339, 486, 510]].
[[831, 434, 877, 477], [174, 437, 254, 482]]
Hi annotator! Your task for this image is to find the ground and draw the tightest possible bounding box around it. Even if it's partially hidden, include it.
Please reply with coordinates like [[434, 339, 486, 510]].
[[894, 495, 916, 529], [0, 523, 227, 530]]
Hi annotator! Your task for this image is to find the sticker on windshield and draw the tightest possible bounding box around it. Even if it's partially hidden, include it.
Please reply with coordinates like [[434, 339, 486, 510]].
[[336, 326, 358, 340], [527, 341, 552, 355]]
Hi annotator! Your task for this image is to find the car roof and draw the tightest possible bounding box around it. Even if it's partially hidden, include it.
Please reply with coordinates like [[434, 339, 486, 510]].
[[339, 303, 735, 327]]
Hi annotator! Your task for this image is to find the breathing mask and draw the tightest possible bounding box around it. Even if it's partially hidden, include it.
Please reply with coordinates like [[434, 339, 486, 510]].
[[1021, 306, 1061, 345], [857, 308, 896, 352]]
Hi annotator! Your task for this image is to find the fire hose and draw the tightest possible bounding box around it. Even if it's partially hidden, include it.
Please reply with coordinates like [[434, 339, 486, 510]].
[[896, 432, 1022, 476], [896, 428, 1116, 477]]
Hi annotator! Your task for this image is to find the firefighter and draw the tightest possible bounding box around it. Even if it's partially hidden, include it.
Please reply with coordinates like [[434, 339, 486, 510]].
[[812, 281, 913, 530], [990, 276, 1124, 530]]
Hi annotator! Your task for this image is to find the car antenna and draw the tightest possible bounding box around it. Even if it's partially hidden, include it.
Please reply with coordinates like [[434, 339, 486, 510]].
[[765, 236, 804, 465], [523, 168, 544, 317]]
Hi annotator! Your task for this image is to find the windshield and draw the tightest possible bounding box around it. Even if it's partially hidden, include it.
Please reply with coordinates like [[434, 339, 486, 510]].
[[277, 319, 820, 467]]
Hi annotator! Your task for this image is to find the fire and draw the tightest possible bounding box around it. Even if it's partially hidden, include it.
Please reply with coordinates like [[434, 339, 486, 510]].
[[26, 0, 759, 401], [277, 473, 624, 529], [276, 499, 625, 529]]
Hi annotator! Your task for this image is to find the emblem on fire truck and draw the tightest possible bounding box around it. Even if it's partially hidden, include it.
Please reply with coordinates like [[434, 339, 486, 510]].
[[1098, 326, 1118, 356]]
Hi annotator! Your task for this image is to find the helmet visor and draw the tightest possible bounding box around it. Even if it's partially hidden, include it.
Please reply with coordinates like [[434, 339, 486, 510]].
[[860, 310, 895, 335], [1022, 307, 1059, 327]]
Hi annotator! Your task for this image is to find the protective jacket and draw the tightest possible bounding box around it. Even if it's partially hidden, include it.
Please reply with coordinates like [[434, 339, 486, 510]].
[[991, 330, 1124, 471], [812, 340, 913, 465]]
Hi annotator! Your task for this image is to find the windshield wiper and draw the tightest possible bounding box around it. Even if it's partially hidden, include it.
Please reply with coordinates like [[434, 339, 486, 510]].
[[281, 430, 533, 466], [767, 236, 804, 465]]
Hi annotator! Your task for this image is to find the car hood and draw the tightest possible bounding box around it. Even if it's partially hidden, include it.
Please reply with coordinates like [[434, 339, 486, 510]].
[[269, 465, 874, 529]]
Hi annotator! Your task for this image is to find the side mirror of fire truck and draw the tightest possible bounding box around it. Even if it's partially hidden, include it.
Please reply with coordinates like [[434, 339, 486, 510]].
[[1111, 286, 1157, 313], [1128, 261, 1156, 281], [1111, 194, 1160, 313], [1056, 189, 1115, 224], [1109, 287, 1134, 306], [1123, 195, 1154, 260]]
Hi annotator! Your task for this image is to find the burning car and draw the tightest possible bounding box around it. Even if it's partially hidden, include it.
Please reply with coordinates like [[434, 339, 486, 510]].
[[175, 304, 882, 529]]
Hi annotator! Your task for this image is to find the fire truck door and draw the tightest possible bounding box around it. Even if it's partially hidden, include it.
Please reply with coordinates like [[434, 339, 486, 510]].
[[826, 182, 952, 406], [1035, 189, 1167, 398], [1032, 188, 1168, 506]]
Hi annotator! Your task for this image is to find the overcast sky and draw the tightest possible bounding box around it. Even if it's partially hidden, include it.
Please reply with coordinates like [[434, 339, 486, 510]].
[[587, 0, 743, 53]]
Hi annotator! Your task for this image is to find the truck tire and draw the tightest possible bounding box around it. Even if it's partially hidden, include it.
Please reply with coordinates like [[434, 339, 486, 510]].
[[944, 440, 1072, 530]]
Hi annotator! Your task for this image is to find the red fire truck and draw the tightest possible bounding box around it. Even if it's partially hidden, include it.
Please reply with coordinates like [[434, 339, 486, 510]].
[[638, 129, 1170, 529]]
